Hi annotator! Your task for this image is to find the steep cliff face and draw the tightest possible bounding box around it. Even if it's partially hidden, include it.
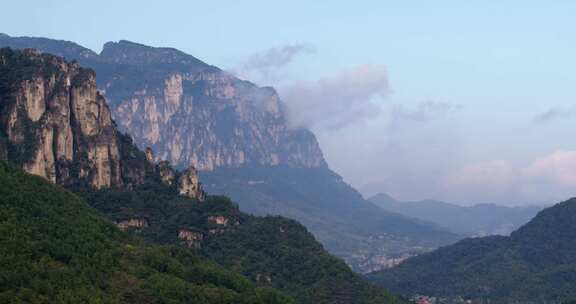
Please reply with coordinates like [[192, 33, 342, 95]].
[[0, 35, 326, 171], [0, 48, 205, 200], [0, 48, 125, 188], [178, 165, 206, 201], [96, 40, 326, 170]]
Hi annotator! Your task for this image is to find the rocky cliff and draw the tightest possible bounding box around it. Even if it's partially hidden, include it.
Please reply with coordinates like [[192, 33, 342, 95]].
[[96, 40, 326, 170], [0, 47, 205, 200], [0, 35, 326, 171], [0, 48, 126, 188]]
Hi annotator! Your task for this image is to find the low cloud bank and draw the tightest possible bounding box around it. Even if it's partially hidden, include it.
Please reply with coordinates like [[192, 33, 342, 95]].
[[281, 64, 389, 130]]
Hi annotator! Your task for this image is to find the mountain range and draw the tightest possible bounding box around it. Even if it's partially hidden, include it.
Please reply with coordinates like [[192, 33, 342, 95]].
[[369, 193, 543, 236], [0, 33, 460, 272], [367, 197, 576, 304], [3, 33, 576, 304]]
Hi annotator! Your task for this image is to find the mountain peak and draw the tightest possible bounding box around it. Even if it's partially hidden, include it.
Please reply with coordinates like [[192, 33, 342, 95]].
[[100, 40, 215, 70], [0, 33, 98, 60]]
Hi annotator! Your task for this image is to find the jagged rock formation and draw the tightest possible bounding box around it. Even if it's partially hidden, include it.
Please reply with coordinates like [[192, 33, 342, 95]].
[[178, 229, 204, 249], [0, 48, 206, 201], [0, 35, 326, 171], [178, 166, 206, 201], [0, 48, 128, 188], [96, 40, 326, 170]]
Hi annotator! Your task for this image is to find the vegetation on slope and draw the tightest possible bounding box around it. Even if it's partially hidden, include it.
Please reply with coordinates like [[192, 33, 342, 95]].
[[367, 198, 576, 304], [202, 165, 460, 272], [73, 179, 401, 304], [0, 162, 293, 303]]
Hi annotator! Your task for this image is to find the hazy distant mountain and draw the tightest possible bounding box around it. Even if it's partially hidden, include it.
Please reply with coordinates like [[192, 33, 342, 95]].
[[0, 34, 459, 272], [367, 197, 576, 303], [369, 193, 543, 236]]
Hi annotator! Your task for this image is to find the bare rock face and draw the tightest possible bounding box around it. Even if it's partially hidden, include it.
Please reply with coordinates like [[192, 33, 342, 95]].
[[177, 229, 203, 249], [89, 41, 327, 171], [0, 48, 146, 188], [115, 218, 149, 231], [178, 166, 206, 201], [207, 215, 229, 226], [0, 36, 327, 180]]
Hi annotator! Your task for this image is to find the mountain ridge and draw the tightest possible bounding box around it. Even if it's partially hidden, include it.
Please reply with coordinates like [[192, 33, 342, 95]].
[[0, 33, 326, 170], [367, 197, 576, 303], [369, 193, 542, 236]]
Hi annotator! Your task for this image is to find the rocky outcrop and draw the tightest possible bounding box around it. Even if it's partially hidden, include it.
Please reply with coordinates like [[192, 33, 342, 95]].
[[178, 166, 206, 201], [0, 48, 213, 198], [207, 215, 230, 226], [0, 48, 131, 188], [177, 229, 203, 249], [115, 218, 149, 230], [207, 215, 236, 234]]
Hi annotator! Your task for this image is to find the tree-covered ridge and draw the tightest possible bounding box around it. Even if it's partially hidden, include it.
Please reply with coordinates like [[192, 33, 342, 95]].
[[0, 162, 293, 303], [367, 198, 576, 304], [73, 179, 401, 304]]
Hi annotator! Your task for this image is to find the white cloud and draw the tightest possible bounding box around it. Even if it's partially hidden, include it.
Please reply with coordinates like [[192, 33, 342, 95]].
[[522, 150, 576, 185], [438, 150, 576, 204], [280, 64, 389, 130], [233, 44, 315, 84], [445, 160, 516, 188]]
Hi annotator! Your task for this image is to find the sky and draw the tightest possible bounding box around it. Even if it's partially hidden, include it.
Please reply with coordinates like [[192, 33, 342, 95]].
[[3, 0, 576, 205]]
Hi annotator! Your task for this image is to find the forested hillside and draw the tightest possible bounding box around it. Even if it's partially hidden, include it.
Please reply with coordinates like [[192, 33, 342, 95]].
[[0, 162, 292, 303], [367, 198, 576, 304]]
